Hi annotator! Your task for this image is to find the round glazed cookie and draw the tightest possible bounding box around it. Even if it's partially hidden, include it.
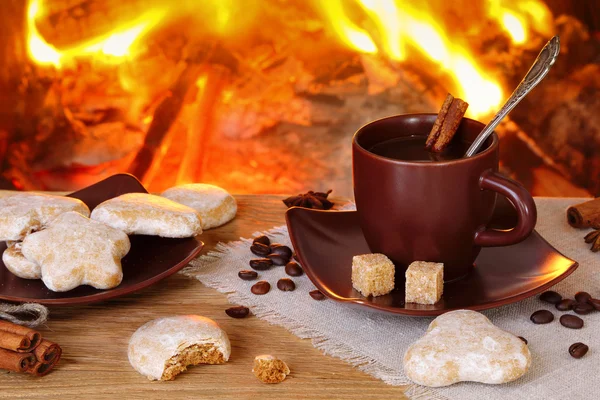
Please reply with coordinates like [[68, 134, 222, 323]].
[[161, 184, 237, 230], [128, 315, 231, 381], [2, 242, 41, 280]]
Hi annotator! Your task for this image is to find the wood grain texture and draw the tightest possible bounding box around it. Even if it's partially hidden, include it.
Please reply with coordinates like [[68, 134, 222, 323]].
[[0, 195, 409, 399]]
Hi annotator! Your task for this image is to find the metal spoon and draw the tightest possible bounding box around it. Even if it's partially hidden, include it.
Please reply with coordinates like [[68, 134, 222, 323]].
[[464, 36, 561, 157]]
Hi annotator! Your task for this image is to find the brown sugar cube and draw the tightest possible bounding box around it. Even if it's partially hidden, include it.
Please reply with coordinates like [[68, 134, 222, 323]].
[[405, 261, 444, 304], [351, 253, 395, 297], [252, 355, 290, 384]]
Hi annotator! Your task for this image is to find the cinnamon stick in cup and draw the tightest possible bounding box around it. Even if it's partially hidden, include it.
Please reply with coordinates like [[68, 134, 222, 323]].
[[426, 93, 469, 153], [567, 198, 600, 228], [0, 348, 36, 373], [0, 320, 41, 352]]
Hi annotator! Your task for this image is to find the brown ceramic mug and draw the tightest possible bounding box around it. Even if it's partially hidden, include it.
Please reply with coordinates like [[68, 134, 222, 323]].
[[352, 114, 537, 281]]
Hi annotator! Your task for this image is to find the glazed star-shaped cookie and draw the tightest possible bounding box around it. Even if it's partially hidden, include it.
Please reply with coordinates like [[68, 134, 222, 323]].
[[21, 211, 131, 292], [0, 193, 90, 241]]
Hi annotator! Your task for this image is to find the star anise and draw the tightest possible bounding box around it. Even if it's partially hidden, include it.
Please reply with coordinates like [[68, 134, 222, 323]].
[[283, 190, 334, 210], [584, 226, 600, 252]]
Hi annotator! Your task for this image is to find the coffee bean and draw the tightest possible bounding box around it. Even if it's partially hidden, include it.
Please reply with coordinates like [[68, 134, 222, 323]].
[[253, 235, 270, 246], [251, 281, 270, 295], [560, 314, 584, 329], [309, 289, 326, 300], [250, 243, 271, 257], [293, 252, 299, 262], [518, 336, 528, 345], [225, 306, 250, 318], [277, 278, 295, 291], [589, 298, 600, 310], [238, 270, 258, 280], [285, 261, 304, 277], [556, 299, 576, 311], [267, 253, 289, 266], [530, 310, 554, 324], [569, 342, 589, 359], [270, 244, 293, 259], [573, 302, 594, 315], [539, 290, 562, 304], [575, 291, 592, 303], [250, 258, 273, 271]]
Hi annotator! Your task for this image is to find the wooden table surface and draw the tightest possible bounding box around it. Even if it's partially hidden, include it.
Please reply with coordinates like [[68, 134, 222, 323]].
[[0, 195, 409, 400]]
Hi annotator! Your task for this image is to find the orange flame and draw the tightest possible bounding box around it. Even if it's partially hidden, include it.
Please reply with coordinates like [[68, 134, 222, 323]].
[[26, 0, 164, 68], [320, 0, 552, 117]]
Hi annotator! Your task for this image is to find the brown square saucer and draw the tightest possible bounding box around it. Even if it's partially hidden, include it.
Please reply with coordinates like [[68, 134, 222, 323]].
[[286, 199, 578, 316], [0, 173, 204, 305]]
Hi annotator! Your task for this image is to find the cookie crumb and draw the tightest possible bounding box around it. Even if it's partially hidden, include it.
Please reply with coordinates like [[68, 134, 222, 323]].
[[252, 355, 290, 384]]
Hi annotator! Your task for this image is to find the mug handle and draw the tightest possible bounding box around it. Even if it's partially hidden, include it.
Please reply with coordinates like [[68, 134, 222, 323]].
[[474, 170, 537, 247]]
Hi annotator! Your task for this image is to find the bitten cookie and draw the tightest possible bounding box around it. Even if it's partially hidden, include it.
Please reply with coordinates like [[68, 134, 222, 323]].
[[128, 315, 231, 381], [252, 355, 290, 384], [403, 310, 531, 387], [91, 193, 202, 238], [0, 193, 90, 241], [2, 241, 41, 279], [21, 211, 131, 292], [161, 184, 237, 230]]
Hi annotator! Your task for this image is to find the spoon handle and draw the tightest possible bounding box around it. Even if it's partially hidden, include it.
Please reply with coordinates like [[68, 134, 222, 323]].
[[464, 36, 561, 158]]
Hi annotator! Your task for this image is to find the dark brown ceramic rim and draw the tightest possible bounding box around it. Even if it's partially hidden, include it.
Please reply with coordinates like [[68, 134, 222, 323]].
[[0, 173, 204, 305], [286, 207, 578, 316], [18, 247, 204, 306], [352, 113, 498, 166]]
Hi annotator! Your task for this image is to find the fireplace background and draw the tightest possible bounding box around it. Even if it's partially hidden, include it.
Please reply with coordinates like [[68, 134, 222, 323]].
[[0, 0, 598, 199]]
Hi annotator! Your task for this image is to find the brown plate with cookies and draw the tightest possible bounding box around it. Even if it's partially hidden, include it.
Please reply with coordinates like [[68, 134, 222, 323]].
[[286, 197, 578, 316], [0, 174, 204, 305]]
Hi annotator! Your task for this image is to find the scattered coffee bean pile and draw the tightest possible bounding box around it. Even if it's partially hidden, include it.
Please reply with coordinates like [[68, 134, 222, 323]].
[[226, 234, 326, 318], [529, 290, 598, 358]]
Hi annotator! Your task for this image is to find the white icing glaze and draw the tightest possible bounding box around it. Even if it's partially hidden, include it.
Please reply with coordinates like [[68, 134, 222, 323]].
[[403, 310, 531, 387], [91, 193, 202, 237], [128, 315, 231, 381], [2, 241, 41, 279], [21, 211, 130, 292], [0, 193, 90, 241], [161, 184, 237, 230]]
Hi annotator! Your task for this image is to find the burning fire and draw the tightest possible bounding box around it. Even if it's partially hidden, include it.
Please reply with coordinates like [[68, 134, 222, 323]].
[[26, 0, 552, 118], [320, 0, 552, 117], [27, 0, 164, 68]]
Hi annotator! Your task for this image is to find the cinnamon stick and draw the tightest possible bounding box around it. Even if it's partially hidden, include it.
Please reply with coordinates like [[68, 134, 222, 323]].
[[425, 93, 454, 150], [33, 339, 62, 363], [431, 98, 469, 153], [28, 340, 62, 377], [0, 330, 33, 352], [0, 348, 36, 373], [567, 198, 600, 228], [0, 320, 41, 352]]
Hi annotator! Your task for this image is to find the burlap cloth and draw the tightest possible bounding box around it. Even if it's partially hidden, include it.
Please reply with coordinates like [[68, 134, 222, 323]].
[[183, 198, 599, 400]]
